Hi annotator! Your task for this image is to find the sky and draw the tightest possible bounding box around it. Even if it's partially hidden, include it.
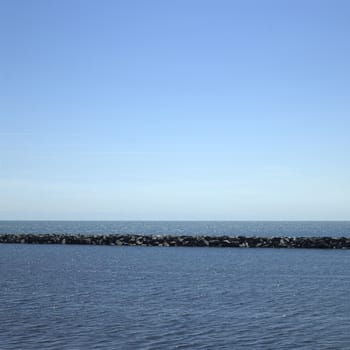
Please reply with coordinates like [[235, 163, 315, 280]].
[[1, 0, 350, 220]]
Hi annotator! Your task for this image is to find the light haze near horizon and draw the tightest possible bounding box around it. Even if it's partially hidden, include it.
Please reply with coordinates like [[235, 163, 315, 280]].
[[1, 0, 350, 220]]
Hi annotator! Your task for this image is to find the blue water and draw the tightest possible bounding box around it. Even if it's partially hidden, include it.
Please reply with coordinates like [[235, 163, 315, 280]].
[[1, 220, 350, 237], [1, 222, 350, 349], [1, 244, 350, 349]]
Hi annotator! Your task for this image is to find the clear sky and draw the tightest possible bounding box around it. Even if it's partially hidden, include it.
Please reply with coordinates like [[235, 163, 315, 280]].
[[1, 0, 349, 220]]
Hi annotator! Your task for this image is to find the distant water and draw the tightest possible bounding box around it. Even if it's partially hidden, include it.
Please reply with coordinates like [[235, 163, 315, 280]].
[[1, 244, 350, 349], [1, 220, 350, 237]]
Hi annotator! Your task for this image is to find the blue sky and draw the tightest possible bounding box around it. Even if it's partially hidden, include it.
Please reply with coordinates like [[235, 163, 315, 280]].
[[1, 0, 349, 220]]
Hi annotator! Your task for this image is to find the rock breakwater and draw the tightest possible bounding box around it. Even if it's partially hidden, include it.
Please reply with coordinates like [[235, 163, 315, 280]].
[[0, 234, 350, 249]]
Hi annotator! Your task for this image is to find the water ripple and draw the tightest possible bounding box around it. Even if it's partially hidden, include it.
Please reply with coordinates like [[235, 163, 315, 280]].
[[0, 245, 350, 349]]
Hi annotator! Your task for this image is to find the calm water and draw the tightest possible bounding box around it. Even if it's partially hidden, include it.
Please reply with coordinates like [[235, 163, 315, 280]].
[[1, 222, 350, 349], [1, 220, 350, 237], [1, 244, 350, 349]]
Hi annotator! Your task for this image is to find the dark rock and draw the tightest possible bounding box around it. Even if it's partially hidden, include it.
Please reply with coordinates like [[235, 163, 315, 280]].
[[0, 233, 349, 249]]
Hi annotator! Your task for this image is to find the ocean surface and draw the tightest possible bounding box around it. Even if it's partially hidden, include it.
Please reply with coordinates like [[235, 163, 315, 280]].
[[1, 221, 350, 349], [1, 220, 350, 237]]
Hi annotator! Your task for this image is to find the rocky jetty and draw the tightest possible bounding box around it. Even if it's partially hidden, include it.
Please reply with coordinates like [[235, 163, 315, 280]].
[[0, 234, 350, 249]]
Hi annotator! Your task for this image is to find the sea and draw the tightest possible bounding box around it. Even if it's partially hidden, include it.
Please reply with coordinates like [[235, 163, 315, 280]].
[[1, 221, 350, 349]]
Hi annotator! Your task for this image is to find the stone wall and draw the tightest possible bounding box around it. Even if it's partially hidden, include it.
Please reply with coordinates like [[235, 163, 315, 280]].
[[1, 234, 350, 249]]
